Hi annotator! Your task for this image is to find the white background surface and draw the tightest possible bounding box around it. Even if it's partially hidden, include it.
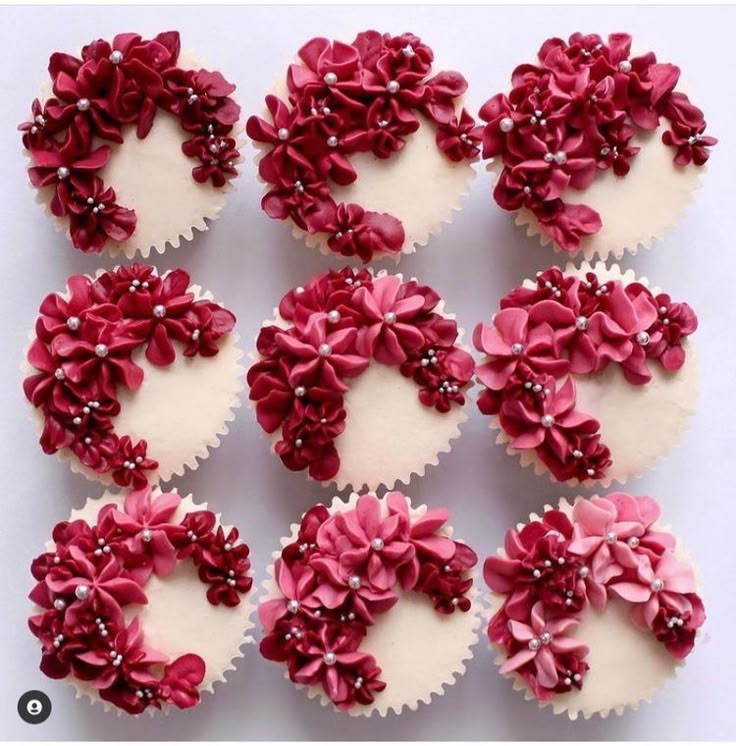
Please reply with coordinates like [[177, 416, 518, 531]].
[[1, 3, 734, 741]]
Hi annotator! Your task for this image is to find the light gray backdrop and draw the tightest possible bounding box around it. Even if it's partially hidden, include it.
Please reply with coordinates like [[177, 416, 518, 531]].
[[0, 3, 734, 741]]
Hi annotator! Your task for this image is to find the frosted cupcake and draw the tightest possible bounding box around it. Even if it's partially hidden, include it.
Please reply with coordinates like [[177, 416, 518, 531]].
[[473, 262, 698, 486], [478, 32, 716, 259], [29, 486, 255, 714], [23, 265, 243, 486], [259, 491, 481, 715], [20, 31, 241, 257], [247, 30, 481, 262], [247, 267, 473, 490], [484, 493, 705, 718]]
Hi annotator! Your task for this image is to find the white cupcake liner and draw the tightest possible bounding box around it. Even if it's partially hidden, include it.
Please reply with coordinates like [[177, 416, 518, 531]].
[[477, 260, 699, 488], [36, 488, 257, 717], [250, 52, 477, 263], [259, 490, 483, 717], [24, 51, 243, 259], [486, 495, 701, 720], [248, 269, 472, 492], [22, 269, 245, 487]]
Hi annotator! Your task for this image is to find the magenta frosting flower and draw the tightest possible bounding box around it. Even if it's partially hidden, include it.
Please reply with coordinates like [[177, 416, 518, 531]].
[[499, 601, 588, 689]]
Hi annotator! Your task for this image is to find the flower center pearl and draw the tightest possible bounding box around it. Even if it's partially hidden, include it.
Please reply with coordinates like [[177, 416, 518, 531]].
[[109, 50, 123, 64], [636, 331, 650, 346], [318, 343, 331, 357], [528, 637, 541, 651], [326, 135, 338, 148], [75, 584, 90, 600], [77, 97, 91, 111], [619, 60, 632, 73], [287, 599, 299, 614], [371, 538, 384, 551], [510, 342, 524, 355], [294, 386, 306, 397], [141, 529, 152, 542], [327, 310, 341, 324], [153, 304, 166, 318], [384, 311, 397, 324], [553, 151, 567, 165], [348, 575, 362, 590], [541, 414, 556, 428], [578, 566, 589, 578], [277, 127, 289, 141], [323, 72, 337, 85], [627, 536, 640, 548], [66, 316, 81, 331], [539, 630, 552, 645], [94, 343, 109, 358], [54, 367, 65, 380], [386, 80, 400, 94], [499, 117, 514, 133], [57, 166, 70, 179], [575, 315, 589, 331], [53, 598, 66, 611], [650, 578, 664, 592], [323, 651, 337, 666], [605, 531, 617, 544]]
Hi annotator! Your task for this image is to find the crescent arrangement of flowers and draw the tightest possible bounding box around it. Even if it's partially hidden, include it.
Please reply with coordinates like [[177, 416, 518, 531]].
[[473, 266, 697, 482], [23, 264, 236, 487], [20, 31, 241, 254], [259, 493, 477, 710], [478, 32, 717, 250], [484, 494, 705, 702], [248, 268, 474, 482], [29, 486, 253, 714], [246, 31, 482, 263]]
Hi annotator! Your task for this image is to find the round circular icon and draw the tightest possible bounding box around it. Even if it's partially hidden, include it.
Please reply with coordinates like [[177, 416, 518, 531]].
[[17, 690, 51, 724]]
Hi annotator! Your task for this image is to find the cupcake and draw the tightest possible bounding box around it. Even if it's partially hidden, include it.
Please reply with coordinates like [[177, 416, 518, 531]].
[[23, 264, 243, 486], [247, 267, 474, 490], [484, 493, 705, 719], [259, 491, 481, 716], [246, 30, 481, 262], [20, 31, 241, 258], [473, 262, 698, 486], [478, 32, 716, 259], [28, 485, 255, 714]]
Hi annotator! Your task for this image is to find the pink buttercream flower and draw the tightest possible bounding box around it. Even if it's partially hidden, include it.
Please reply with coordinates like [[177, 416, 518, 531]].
[[327, 494, 415, 590], [46, 548, 147, 628], [609, 549, 697, 627], [275, 313, 369, 392], [499, 376, 599, 460], [353, 275, 426, 364], [568, 494, 659, 585], [109, 486, 181, 583], [473, 307, 570, 390], [499, 602, 588, 690]]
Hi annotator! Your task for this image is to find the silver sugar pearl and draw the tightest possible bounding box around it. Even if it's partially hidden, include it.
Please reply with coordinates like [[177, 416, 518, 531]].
[[541, 414, 556, 428], [510, 342, 524, 355], [575, 315, 589, 331], [66, 316, 81, 331], [318, 343, 331, 356], [384, 311, 396, 324], [53, 598, 66, 611], [650, 578, 664, 592], [618, 60, 632, 73], [152, 304, 166, 318], [109, 50, 123, 64], [327, 310, 341, 324], [371, 537, 384, 551], [636, 331, 650, 346], [75, 584, 90, 600], [323, 651, 337, 666], [499, 117, 514, 133], [76, 97, 91, 112], [348, 575, 362, 590], [386, 80, 400, 94], [277, 127, 289, 141], [287, 599, 299, 614], [57, 166, 70, 180], [323, 72, 337, 85], [94, 343, 108, 358], [326, 135, 338, 148]]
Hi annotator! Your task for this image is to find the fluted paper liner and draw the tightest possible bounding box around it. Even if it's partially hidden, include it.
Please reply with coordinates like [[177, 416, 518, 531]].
[[25, 52, 242, 259], [248, 269, 470, 492], [478, 261, 699, 487], [486, 495, 701, 720], [251, 54, 476, 262], [34, 489, 256, 716], [22, 270, 245, 487], [260, 491, 483, 717]]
